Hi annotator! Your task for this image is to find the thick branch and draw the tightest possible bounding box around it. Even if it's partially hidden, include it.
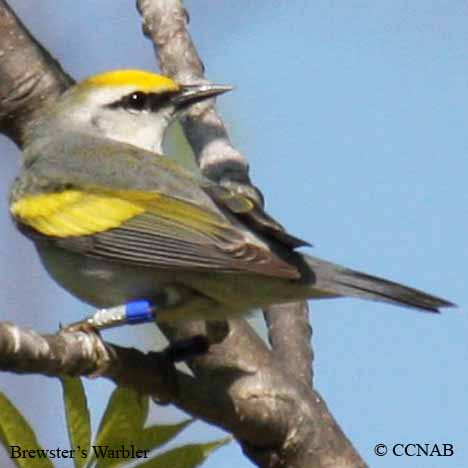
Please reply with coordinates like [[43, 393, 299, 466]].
[[263, 302, 314, 385], [0, 322, 178, 402], [0, 0, 73, 147], [160, 319, 365, 468], [0, 322, 364, 468]]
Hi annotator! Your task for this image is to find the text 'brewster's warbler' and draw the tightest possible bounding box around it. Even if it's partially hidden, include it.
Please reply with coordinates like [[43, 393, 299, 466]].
[[9, 70, 454, 328]]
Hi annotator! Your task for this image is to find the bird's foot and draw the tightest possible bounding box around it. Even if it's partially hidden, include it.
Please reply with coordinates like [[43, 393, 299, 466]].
[[163, 321, 230, 362], [163, 335, 210, 362]]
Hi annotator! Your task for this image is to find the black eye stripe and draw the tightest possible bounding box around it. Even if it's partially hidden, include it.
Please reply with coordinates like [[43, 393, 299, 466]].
[[107, 91, 177, 112]]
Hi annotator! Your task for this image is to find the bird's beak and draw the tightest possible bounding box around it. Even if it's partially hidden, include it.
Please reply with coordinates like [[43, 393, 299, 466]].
[[172, 83, 233, 108]]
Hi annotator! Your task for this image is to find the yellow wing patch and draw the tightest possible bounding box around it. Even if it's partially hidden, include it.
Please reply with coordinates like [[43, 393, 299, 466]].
[[11, 189, 230, 239], [81, 70, 180, 93], [11, 190, 144, 237]]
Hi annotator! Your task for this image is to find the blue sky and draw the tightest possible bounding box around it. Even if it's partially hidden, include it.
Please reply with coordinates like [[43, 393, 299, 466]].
[[1, 1, 467, 467]]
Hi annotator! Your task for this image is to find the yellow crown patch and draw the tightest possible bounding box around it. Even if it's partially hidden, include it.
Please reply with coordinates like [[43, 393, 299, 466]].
[[81, 69, 179, 93]]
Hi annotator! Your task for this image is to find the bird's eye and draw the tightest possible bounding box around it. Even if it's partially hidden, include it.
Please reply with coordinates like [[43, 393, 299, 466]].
[[127, 92, 148, 111], [107, 91, 175, 112]]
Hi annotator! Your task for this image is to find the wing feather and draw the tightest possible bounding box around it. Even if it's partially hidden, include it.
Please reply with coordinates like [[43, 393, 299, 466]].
[[12, 188, 300, 279], [203, 184, 311, 248]]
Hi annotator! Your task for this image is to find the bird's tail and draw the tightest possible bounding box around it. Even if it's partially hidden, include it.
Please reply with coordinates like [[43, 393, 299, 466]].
[[303, 254, 455, 313]]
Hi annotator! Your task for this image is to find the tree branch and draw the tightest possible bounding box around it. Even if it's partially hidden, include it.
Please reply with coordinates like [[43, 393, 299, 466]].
[[263, 302, 314, 386], [0, 321, 364, 468], [0, 322, 178, 402], [0, 0, 73, 147]]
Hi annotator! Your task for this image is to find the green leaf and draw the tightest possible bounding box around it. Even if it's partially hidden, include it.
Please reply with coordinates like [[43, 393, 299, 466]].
[[138, 419, 192, 452], [134, 437, 231, 468], [91, 386, 149, 468], [60, 376, 91, 468], [0, 392, 53, 468]]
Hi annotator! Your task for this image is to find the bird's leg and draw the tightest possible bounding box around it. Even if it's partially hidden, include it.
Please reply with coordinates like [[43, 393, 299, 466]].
[[62, 299, 157, 333], [62, 288, 181, 333], [205, 320, 230, 344], [62, 299, 210, 362], [163, 335, 210, 362], [163, 320, 230, 362], [62, 288, 229, 362]]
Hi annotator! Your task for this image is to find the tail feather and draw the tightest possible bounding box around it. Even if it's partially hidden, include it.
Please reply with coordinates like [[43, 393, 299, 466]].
[[304, 255, 455, 313]]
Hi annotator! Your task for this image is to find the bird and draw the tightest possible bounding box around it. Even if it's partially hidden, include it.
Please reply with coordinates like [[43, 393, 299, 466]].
[[9, 69, 454, 332]]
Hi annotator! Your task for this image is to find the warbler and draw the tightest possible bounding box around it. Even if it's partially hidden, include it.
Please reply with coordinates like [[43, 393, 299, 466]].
[[9, 70, 453, 329]]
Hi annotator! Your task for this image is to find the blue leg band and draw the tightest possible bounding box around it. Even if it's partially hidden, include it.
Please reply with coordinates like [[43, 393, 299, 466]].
[[125, 299, 155, 324]]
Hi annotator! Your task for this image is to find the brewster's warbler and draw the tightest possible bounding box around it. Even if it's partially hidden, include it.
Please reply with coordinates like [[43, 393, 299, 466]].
[[9, 70, 453, 328]]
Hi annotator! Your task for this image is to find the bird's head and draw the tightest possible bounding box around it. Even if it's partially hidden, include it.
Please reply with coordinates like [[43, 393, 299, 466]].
[[34, 69, 231, 153]]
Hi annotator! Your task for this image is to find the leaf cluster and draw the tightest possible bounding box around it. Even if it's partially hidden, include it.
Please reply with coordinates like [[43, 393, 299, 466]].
[[0, 379, 229, 468]]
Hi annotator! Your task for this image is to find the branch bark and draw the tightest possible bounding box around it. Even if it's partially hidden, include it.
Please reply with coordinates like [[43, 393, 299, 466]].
[[0, 0, 73, 146], [0, 1, 366, 467], [0, 321, 363, 467], [263, 302, 314, 386]]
